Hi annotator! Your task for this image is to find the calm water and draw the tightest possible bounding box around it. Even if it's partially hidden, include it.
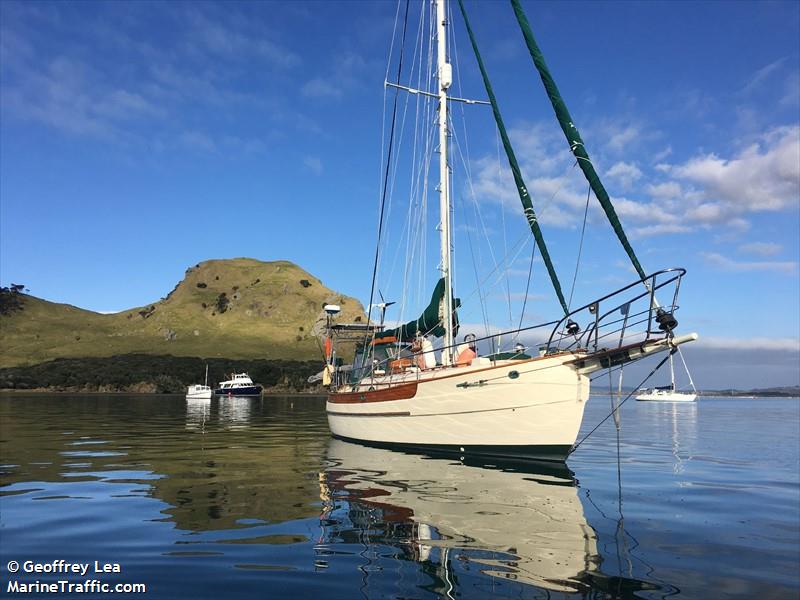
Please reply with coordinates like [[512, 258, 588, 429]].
[[1, 394, 798, 599]]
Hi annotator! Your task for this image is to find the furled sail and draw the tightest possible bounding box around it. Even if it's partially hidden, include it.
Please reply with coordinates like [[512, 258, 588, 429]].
[[457, 0, 569, 317], [510, 0, 647, 281], [374, 278, 460, 342]]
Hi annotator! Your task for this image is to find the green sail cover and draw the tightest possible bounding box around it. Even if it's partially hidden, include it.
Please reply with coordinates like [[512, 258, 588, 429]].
[[457, 0, 569, 317], [510, 0, 646, 281], [374, 278, 460, 342]]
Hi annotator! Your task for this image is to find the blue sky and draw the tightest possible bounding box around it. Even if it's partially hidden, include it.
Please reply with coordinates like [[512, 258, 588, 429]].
[[1, 1, 798, 387]]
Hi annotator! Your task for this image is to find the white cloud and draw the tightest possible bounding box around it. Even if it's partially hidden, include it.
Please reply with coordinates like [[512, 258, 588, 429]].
[[652, 146, 673, 163], [606, 161, 642, 190], [646, 181, 682, 200], [471, 117, 799, 240], [701, 252, 798, 274], [694, 336, 799, 352], [630, 223, 692, 238], [738, 242, 782, 256], [669, 125, 800, 213], [606, 124, 639, 153]]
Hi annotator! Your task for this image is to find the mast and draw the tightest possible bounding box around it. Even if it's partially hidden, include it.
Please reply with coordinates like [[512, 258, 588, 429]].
[[436, 0, 455, 363]]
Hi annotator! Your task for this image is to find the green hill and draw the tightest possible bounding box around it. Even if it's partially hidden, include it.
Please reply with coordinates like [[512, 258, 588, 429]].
[[0, 258, 365, 368]]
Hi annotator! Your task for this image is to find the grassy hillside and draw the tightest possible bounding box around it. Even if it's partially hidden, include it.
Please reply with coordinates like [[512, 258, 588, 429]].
[[0, 258, 365, 368]]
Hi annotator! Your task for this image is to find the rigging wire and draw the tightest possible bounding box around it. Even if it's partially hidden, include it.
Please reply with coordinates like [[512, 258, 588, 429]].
[[381, 0, 426, 290], [392, 0, 433, 327], [498, 130, 513, 332], [515, 235, 538, 340], [394, 3, 437, 358], [567, 182, 592, 311], [365, 0, 411, 351]]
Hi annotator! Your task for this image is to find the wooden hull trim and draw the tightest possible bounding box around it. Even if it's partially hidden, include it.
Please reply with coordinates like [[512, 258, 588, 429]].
[[328, 382, 418, 404]]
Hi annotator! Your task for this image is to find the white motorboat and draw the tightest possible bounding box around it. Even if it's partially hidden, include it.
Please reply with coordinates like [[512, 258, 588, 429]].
[[213, 372, 262, 397]]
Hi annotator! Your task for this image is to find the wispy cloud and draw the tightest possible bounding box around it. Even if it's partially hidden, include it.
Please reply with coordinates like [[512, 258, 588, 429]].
[[302, 78, 343, 99], [304, 156, 323, 175], [606, 161, 642, 190], [181, 6, 300, 68], [178, 130, 216, 153], [694, 336, 799, 352], [738, 242, 782, 256], [702, 252, 798, 274], [630, 223, 693, 238], [652, 146, 672, 163], [605, 124, 639, 153], [781, 72, 800, 108], [0, 2, 301, 147], [504, 292, 549, 302], [301, 51, 372, 101], [740, 57, 787, 95]]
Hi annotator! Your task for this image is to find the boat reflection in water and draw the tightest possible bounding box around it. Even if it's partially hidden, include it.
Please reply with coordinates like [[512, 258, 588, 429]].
[[218, 396, 252, 429], [320, 439, 598, 593], [185, 397, 211, 431]]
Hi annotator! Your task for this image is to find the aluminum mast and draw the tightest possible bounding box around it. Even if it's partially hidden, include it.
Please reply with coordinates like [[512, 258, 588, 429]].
[[436, 0, 454, 363]]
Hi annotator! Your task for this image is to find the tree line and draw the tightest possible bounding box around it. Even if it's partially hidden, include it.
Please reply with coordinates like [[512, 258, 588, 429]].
[[0, 354, 324, 393]]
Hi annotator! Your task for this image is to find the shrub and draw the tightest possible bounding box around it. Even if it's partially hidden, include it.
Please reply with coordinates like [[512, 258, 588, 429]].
[[215, 293, 229, 313]]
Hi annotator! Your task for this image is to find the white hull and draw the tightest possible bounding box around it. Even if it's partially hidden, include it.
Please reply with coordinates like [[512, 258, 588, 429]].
[[327, 334, 699, 460], [328, 353, 589, 460], [635, 391, 697, 402], [186, 385, 212, 400]]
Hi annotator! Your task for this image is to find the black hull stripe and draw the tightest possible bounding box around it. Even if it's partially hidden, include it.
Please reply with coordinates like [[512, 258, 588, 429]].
[[330, 433, 571, 463], [327, 398, 572, 419], [327, 410, 411, 417], [213, 386, 262, 396]]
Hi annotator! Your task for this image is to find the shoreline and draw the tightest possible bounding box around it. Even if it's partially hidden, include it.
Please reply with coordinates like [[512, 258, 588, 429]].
[[0, 389, 325, 397], [4, 389, 796, 399]]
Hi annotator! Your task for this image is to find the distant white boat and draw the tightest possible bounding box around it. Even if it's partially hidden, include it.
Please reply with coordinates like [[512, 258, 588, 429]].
[[213, 372, 262, 397], [635, 387, 697, 402], [636, 348, 697, 402], [186, 365, 213, 400]]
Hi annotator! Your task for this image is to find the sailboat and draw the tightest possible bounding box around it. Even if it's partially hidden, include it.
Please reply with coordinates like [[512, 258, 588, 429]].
[[186, 364, 212, 400], [323, 0, 698, 462], [636, 347, 698, 402]]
